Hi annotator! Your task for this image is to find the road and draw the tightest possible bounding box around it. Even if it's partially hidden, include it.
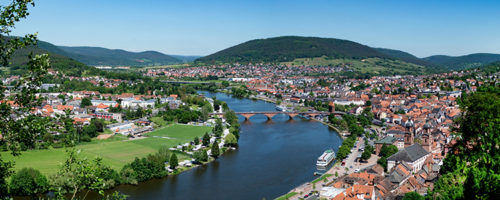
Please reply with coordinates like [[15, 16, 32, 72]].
[[287, 137, 379, 200]]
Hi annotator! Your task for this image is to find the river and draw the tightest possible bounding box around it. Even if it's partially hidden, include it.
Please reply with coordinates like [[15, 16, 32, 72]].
[[115, 92, 342, 200]]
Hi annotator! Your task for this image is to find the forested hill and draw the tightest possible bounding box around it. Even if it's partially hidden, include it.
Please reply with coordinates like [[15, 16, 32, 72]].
[[54, 46, 183, 67], [423, 53, 500, 70], [5, 40, 93, 76], [195, 36, 390, 63], [4, 40, 142, 80], [374, 48, 436, 67]]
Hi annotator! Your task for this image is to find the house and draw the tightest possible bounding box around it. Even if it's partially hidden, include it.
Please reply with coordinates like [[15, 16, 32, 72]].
[[374, 136, 396, 155], [387, 144, 430, 173], [107, 122, 135, 135], [388, 163, 412, 185], [333, 185, 375, 200], [91, 112, 123, 122]]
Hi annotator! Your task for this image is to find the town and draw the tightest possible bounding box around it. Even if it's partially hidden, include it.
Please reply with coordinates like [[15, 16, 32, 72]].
[[1, 1, 499, 199]]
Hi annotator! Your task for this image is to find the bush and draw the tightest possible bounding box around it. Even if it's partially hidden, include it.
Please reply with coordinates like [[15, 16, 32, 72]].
[[80, 134, 92, 142], [9, 168, 49, 196], [224, 133, 238, 147]]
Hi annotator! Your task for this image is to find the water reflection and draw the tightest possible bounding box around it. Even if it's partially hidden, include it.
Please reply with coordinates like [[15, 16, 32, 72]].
[[113, 91, 342, 200]]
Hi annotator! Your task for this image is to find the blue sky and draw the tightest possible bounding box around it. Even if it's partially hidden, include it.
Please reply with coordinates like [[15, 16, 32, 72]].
[[9, 0, 500, 57]]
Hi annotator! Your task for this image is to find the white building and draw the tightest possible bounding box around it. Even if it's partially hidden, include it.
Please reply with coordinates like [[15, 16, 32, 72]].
[[387, 144, 430, 173]]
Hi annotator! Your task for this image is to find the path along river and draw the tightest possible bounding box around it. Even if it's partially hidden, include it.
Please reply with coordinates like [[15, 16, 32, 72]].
[[115, 92, 343, 200]]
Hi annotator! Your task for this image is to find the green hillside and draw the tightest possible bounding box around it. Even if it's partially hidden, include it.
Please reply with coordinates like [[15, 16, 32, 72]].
[[375, 48, 436, 67], [282, 56, 429, 76], [423, 53, 500, 70], [3, 41, 94, 77], [196, 36, 390, 64], [55, 46, 183, 67], [1, 40, 142, 81]]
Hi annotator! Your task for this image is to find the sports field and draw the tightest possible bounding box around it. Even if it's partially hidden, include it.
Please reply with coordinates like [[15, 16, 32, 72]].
[[1, 124, 212, 175]]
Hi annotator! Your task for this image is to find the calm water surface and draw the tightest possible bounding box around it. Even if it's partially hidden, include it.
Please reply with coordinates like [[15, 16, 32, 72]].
[[116, 92, 342, 200]]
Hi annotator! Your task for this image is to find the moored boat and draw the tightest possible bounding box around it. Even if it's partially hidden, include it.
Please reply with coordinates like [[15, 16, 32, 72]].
[[316, 149, 335, 169]]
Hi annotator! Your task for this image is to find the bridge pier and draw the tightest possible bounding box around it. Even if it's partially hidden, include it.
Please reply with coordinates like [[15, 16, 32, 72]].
[[286, 113, 298, 119], [264, 113, 277, 120], [307, 113, 319, 118], [240, 114, 255, 120]]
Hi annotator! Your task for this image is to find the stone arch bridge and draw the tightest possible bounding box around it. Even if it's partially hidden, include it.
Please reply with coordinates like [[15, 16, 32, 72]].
[[209, 111, 345, 120]]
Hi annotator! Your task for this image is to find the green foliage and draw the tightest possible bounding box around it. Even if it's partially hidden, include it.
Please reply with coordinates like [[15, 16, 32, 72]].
[[361, 145, 374, 161], [379, 144, 398, 158], [0, 1, 64, 197], [213, 118, 223, 137], [231, 86, 250, 98], [211, 141, 220, 158], [375, 48, 436, 68], [377, 144, 398, 171], [402, 191, 424, 200], [224, 133, 238, 147], [193, 150, 208, 163], [169, 153, 178, 169], [80, 97, 92, 107], [161, 105, 200, 123], [50, 150, 120, 198], [55, 46, 182, 67], [0, 155, 12, 196], [9, 168, 48, 196], [430, 87, 500, 199], [202, 132, 210, 146], [424, 53, 500, 70], [196, 36, 389, 64]]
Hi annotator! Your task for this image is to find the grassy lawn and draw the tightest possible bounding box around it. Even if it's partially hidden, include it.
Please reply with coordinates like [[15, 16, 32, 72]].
[[146, 124, 212, 140], [275, 192, 298, 200], [311, 173, 333, 184], [1, 124, 211, 176]]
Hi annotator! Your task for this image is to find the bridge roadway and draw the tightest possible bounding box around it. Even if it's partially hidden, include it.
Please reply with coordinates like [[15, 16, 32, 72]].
[[209, 111, 345, 120]]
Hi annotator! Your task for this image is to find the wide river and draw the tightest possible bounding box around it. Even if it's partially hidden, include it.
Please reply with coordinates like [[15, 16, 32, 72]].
[[116, 92, 342, 200]]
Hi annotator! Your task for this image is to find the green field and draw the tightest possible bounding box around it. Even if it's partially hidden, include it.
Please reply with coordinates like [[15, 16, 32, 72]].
[[1, 124, 212, 176]]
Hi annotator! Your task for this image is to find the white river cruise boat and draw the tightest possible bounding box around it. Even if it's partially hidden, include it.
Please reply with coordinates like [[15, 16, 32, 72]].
[[316, 149, 335, 169]]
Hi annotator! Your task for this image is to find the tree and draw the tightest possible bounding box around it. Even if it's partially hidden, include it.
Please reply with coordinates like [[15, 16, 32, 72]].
[[50, 149, 120, 199], [430, 88, 500, 200], [224, 133, 238, 147], [194, 150, 208, 163], [379, 144, 398, 158], [193, 136, 200, 145], [402, 191, 424, 200], [81, 97, 92, 107], [213, 118, 223, 137], [361, 145, 374, 161], [9, 168, 49, 196], [202, 132, 210, 146], [211, 141, 220, 158], [169, 153, 178, 169], [0, 1, 59, 197]]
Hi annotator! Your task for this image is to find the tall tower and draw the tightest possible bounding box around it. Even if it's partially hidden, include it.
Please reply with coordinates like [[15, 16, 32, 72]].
[[328, 102, 335, 113], [405, 131, 414, 147]]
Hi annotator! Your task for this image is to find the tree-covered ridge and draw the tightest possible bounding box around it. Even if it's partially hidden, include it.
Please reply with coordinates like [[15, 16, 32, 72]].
[[423, 53, 500, 70], [374, 47, 436, 67], [196, 36, 391, 64], [5, 40, 91, 76], [55, 46, 183, 67]]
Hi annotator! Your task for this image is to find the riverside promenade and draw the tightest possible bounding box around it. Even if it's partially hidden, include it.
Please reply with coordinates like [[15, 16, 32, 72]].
[[283, 137, 379, 200]]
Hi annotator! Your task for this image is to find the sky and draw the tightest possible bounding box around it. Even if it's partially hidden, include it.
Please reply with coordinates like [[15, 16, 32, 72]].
[[8, 0, 500, 57]]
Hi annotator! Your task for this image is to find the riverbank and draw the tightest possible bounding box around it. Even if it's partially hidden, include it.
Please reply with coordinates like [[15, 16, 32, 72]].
[[310, 118, 346, 139]]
